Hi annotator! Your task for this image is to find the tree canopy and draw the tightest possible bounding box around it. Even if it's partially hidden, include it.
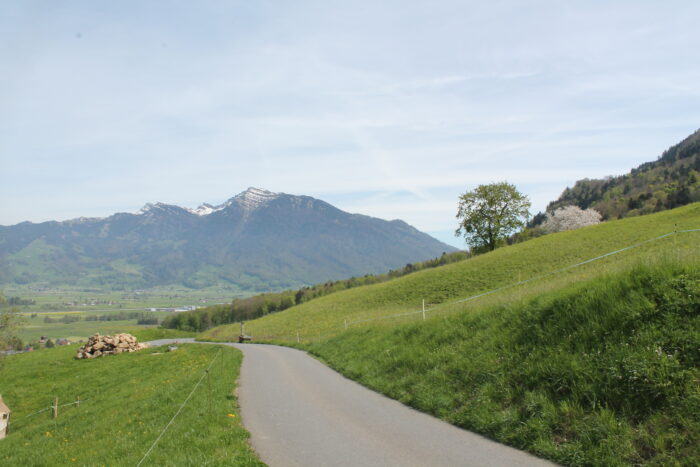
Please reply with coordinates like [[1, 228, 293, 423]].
[[455, 182, 531, 252], [0, 293, 25, 361]]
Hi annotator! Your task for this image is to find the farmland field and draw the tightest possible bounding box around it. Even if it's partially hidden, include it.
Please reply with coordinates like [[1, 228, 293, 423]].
[[1, 286, 235, 343], [0, 343, 263, 466]]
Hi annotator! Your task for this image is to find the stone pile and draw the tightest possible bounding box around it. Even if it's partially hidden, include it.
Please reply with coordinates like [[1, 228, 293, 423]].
[[75, 333, 148, 359]]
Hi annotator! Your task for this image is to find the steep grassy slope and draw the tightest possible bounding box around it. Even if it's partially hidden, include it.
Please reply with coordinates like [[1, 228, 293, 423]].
[[0, 344, 262, 466], [308, 263, 700, 466], [202, 203, 700, 343]]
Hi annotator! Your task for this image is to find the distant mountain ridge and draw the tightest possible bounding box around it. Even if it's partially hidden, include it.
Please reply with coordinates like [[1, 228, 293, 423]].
[[542, 128, 700, 221], [0, 188, 456, 292]]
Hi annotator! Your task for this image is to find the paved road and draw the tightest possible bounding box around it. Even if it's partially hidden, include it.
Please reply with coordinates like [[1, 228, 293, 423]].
[[148, 339, 555, 467]]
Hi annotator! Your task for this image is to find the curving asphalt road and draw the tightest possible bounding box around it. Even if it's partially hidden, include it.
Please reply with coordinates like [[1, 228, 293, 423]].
[[148, 339, 555, 467]]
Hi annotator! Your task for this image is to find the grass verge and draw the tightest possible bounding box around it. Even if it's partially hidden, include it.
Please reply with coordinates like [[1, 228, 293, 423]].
[[0, 343, 263, 466]]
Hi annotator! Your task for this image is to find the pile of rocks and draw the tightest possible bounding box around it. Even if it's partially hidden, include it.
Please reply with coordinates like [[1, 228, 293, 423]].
[[75, 333, 148, 359]]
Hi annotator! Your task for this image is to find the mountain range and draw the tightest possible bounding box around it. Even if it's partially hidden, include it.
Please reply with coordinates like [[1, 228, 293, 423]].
[[0, 188, 456, 292]]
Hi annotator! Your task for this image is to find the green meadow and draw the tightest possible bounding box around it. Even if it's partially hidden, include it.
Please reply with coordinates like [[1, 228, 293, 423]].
[[1, 286, 234, 314], [0, 343, 262, 466], [15, 311, 172, 342], [0, 283, 232, 345], [202, 202, 700, 343]]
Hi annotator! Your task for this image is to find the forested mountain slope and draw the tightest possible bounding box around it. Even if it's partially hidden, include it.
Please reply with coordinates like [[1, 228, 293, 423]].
[[545, 128, 700, 220]]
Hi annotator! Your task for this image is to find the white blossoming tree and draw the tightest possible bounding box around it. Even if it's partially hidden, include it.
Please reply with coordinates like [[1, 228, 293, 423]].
[[543, 205, 602, 233]]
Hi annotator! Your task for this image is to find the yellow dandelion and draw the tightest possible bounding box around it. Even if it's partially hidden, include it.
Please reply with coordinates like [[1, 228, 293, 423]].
[[227, 413, 236, 418], [45, 431, 53, 437]]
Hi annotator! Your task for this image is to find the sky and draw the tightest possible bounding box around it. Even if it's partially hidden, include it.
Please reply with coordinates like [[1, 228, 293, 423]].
[[1, 1, 699, 248]]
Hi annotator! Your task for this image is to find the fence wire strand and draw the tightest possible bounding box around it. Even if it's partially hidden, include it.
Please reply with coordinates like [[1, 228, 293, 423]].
[[346, 228, 700, 327], [136, 348, 221, 467], [22, 399, 90, 419]]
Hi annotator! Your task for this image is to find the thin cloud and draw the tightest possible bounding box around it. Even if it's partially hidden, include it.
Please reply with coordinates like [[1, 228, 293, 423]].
[[1, 1, 699, 230]]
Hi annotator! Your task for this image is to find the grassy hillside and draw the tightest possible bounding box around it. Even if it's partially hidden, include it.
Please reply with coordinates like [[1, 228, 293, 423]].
[[0, 343, 262, 466], [308, 262, 700, 466], [202, 203, 700, 343], [162, 250, 469, 333]]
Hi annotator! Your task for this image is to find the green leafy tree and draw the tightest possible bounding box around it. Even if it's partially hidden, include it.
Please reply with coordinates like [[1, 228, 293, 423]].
[[456, 182, 531, 252], [1, 293, 26, 366]]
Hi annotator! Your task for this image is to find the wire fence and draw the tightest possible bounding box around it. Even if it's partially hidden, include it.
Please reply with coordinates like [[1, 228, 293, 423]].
[[136, 348, 222, 467], [244, 228, 699, 342], [344, 228, 700, 327], [6, 346, 228, 466], [23, 398, 90, 419]]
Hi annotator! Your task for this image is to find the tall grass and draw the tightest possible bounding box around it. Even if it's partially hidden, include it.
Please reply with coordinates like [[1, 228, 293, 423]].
[[0, 344, 263, 466], [307, 262, 700, 466]]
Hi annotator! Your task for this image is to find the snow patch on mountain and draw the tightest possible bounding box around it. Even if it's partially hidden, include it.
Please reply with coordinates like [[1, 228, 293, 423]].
[[188, 203, 221, 216], [136, 188, 280, 217], [233, 187, 279, 211]]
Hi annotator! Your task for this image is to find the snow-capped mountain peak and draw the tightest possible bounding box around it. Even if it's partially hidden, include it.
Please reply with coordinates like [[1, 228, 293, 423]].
[[137, 202, 189, 216], [136, 188, 279, 217], [233, 187, 279, 211], [189, 203, 221, 216], [138, 202, 164, 215]]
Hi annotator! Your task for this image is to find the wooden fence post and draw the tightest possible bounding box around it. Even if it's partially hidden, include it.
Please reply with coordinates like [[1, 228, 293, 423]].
[[53, 397, 58, 419]]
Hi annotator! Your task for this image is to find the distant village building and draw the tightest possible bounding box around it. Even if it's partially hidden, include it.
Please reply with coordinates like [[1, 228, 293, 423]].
[[0, 395, 11, 439]]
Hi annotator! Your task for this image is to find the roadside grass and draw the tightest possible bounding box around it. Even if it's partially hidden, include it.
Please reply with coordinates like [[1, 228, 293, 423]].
[[0, 344, 263, 466], [306, 262, 700, 466], [202, 203, 700, 343]]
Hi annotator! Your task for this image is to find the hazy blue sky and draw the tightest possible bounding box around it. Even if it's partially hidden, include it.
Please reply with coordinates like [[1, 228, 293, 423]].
[[2, 1, 699, 247]]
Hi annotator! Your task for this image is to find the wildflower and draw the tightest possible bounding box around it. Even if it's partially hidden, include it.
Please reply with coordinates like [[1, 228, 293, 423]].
[[45, 431, 53, 437], [227, 413, 236, 418]]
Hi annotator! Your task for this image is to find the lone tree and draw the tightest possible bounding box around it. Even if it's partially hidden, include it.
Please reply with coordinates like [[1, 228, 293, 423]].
[[455, 182, 531, 252]]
